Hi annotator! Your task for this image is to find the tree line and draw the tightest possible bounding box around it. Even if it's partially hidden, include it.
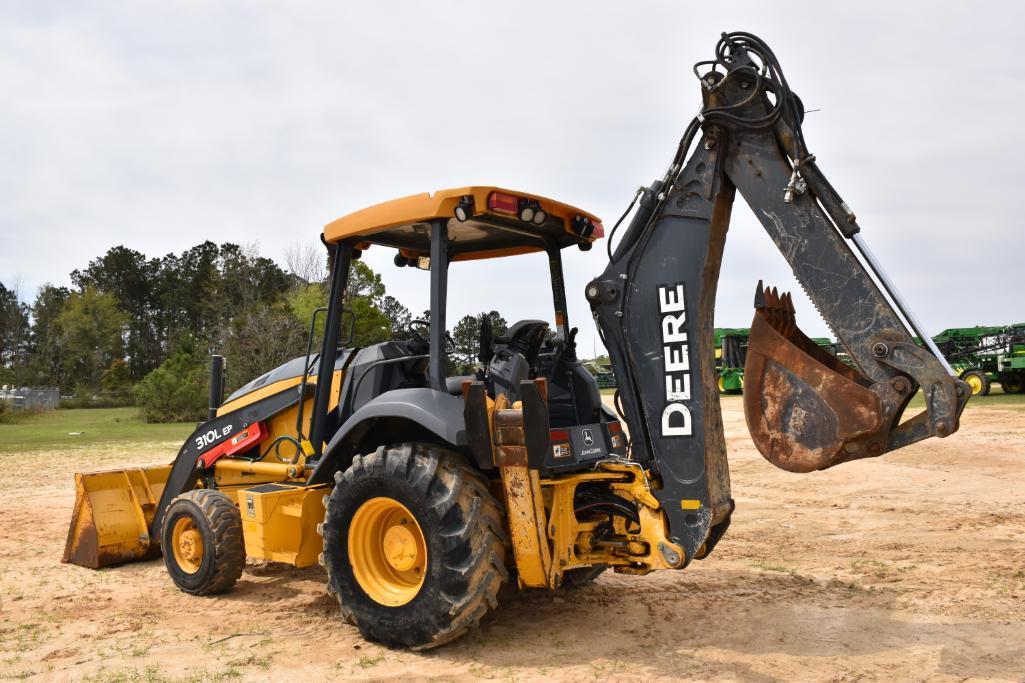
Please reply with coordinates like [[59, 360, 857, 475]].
[[0, 242, 506, 421]]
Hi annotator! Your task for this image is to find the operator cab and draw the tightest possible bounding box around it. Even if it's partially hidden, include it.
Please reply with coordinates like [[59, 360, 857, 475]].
[[318, 186, 626, 474]]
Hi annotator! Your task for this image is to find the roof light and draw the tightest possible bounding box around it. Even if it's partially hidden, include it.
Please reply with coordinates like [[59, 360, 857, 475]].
[[488, 192, 519, 215], [519, 203, 535, 223], [591, 220, 604, 238], [454, 196, 474, 222], [518, 199, 545, 224]]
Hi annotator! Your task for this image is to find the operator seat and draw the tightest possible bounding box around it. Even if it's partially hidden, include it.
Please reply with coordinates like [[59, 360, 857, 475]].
[[495, 320, 549, 363], [489, 320, 549, 402]]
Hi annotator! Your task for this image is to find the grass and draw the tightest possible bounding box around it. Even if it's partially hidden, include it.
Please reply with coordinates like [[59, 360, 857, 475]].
[[3, 384, 1017, 455], [0, 407, 194, 454], [752, 561, 797, 574], [905, 389, 1025, 411], [80, 665, 244, 683], [356, 654, 384, 669]]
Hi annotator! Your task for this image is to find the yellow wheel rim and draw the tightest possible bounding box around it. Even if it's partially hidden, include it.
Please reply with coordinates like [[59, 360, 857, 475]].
[[966, 374, 983, 395], [348, 497, 427, 606], [171, 517, 204, 574], [717, 376, 726, 392]]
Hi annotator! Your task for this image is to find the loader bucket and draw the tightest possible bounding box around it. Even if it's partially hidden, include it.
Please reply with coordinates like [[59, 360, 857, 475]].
[[62, 465, 171, 568], [743, 285, 886, 473]]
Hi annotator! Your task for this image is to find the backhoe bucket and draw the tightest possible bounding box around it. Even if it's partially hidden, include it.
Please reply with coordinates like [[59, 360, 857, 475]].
[[62, 465, 171, 568], [743, 285, 886, 473]]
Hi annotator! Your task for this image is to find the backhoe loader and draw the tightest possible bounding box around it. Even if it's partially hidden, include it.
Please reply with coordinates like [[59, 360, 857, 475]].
[[63, 32, 968, 649]]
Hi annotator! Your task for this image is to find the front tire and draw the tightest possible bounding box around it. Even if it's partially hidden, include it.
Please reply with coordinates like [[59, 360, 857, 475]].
[[161, 489, 245, 595], [320, 443, 509, 649], [961, 369, 990, 396]]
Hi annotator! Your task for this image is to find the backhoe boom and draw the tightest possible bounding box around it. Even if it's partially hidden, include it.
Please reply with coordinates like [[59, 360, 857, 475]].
[[587, 31, 968, 565]]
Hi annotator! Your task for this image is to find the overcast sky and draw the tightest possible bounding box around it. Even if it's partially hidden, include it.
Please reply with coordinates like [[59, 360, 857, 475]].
[[2, 2, 1022, 357]]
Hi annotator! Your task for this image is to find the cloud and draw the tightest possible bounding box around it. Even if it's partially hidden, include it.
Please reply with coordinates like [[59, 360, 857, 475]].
[[1, 1, 1022, 355]]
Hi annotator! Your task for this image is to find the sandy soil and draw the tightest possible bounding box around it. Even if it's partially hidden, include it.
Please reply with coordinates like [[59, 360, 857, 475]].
[[2, 397, 1024, 682]]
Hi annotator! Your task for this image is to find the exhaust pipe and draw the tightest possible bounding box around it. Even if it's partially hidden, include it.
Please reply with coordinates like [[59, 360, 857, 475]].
[[208, 354, 225, 421]]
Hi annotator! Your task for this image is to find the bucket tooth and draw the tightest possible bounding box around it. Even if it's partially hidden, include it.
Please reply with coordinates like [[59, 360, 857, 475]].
[[781, 292, 796, 336], [753, 280, 766, 309]]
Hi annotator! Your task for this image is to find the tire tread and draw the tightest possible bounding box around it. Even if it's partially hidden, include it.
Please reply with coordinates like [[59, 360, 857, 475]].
[[163, 489, 245, 596], [320, 443, 508, 649]]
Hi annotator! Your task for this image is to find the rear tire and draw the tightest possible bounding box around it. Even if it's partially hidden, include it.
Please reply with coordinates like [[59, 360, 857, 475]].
[[320, 443, 509, 649], [961, 369, 990, 396], [1000, 373, 1024, 394], [161, 489, 245, 596]]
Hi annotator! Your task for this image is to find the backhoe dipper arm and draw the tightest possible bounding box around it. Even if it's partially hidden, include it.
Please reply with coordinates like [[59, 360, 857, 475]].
[[586, 32, 968, 566]]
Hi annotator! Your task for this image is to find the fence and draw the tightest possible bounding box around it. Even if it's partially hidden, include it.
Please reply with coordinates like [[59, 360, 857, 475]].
[[0, 387, 60, 411]]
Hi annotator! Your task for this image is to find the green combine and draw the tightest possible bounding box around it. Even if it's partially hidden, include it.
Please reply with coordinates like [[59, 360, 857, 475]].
[[620, 322, 1025, 399], [713, 328, 841, 395]]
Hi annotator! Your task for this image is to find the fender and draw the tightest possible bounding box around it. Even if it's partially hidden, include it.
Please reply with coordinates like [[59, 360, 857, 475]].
[[307, 388, 470, 485]]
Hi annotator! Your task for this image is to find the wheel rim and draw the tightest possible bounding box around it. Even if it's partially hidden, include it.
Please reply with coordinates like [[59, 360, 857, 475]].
[[717, 376, 726, 392], [348, 497, 427, 606], [1005, 378, 1023, 393], [171, 517, 204, 574], [965, 374, 984, 395]]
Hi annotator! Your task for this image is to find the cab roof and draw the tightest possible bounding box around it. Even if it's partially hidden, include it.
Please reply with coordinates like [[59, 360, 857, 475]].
[[322, 186, 603, 262]]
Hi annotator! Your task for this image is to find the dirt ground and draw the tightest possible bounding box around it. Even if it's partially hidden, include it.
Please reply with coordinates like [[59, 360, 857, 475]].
[[2, 397, 1024, 682]]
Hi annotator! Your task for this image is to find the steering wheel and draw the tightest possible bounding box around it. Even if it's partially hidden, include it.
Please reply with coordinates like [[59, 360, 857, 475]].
[[407, 319, 430, 345], [407, 319, 456, 353]]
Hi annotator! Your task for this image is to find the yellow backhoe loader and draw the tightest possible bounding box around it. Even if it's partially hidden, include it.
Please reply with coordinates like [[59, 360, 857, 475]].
[[63, 32, 968, 649]]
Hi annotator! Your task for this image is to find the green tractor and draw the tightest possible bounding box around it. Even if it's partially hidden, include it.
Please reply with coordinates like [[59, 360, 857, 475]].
[[714, 328, 749, 394], [932, 324, 1025, 396], [584, 360, 617, 389], [713, 328, 843, 395]]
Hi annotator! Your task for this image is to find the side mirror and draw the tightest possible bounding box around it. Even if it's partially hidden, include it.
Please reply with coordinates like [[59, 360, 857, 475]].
[[340, 309, 357, 347], [305, 305, 356, 352]]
